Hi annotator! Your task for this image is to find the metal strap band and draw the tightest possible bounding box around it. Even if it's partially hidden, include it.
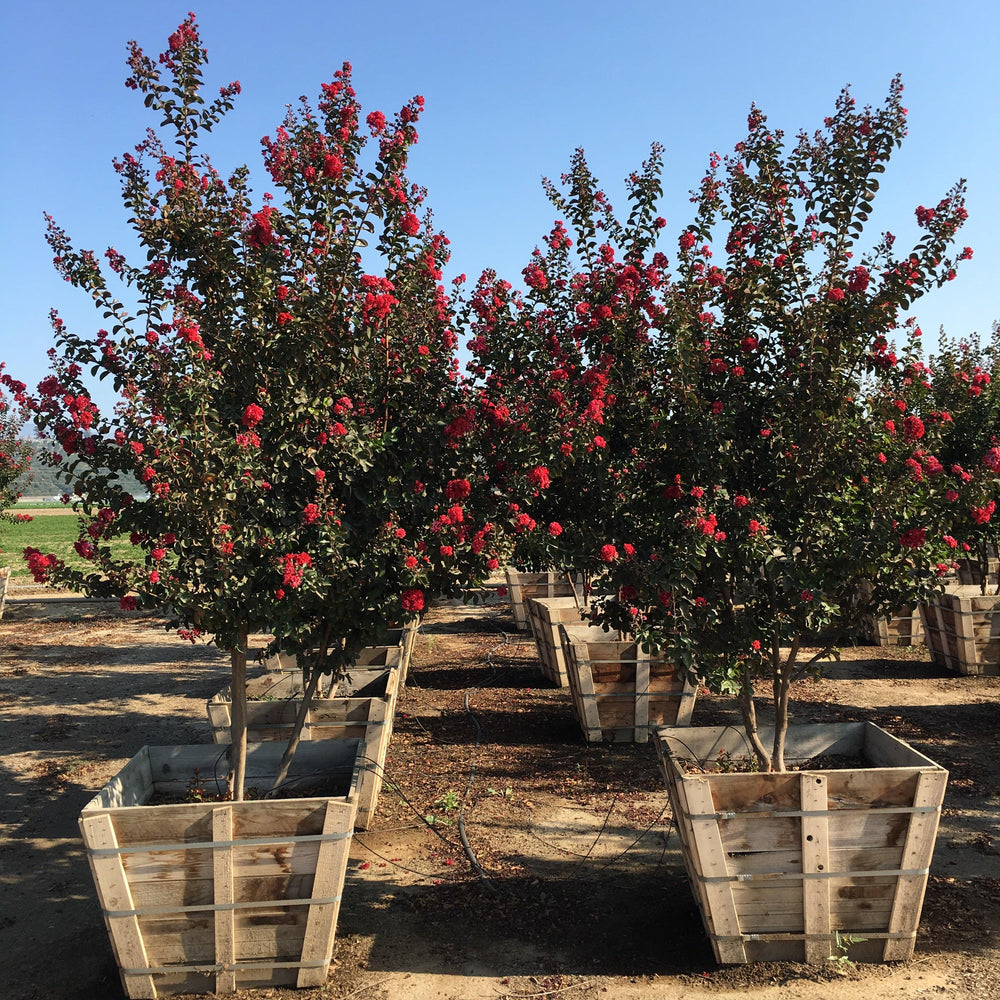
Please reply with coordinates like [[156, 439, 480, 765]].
[[580, 691, 697, 699], [712, 929, 917, 943], [89, 829, 352, 856], [684, 804, 941, 822], [698, 866, 930, 884], [122, 959, 329, 975], [106, 894, 342, 918]]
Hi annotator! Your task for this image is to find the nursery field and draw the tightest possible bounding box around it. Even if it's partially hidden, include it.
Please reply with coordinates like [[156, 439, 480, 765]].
[[0, 508, 136, 584], [0, 595, 999, 999]]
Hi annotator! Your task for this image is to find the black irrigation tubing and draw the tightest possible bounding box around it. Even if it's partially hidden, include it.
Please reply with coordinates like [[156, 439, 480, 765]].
[[357, 754, 466, 854], [352, 834, 467, 883], [454, 623, 514, 896]]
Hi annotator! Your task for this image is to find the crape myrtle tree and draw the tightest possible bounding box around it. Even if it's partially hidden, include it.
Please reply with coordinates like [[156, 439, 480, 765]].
[[597, 79, 972, 771], [474, 79, 971, 771], [28, 16, 510, 798], [457, 147, 668, 590], [0, 367, 33, 549], [923, 326, 1000, 592]]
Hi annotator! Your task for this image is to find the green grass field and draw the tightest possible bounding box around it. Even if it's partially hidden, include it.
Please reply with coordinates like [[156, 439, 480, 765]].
[[0, 511, 132, 584]]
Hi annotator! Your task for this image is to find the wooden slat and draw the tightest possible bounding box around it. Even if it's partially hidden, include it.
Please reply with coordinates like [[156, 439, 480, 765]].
[[213, 806, 236, 993], [633, 652, 650, 743], [800, 773, 831, 963], [682, 777, 746, 963], [882, 769, 948, 961], [296, 801, 353, 987], [79, 813, 156, 999]]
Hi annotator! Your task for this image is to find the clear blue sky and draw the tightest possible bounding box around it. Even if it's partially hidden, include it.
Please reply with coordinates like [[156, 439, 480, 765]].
[[2, 1, 997, 401]]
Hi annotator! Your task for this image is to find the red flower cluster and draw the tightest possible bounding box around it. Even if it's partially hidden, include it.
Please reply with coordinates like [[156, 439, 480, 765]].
[[401, 587, 425, 612], [281, 551, 312, 588]]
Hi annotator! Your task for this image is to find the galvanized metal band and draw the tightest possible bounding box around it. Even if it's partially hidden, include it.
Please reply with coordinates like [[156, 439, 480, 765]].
[[712, 929, 917, 943], [121, 959, 329, 975], [698, 866, 930, 884], [684, 804, 941, 822], [579, 691, 697, 699], [89, 829, 353, 856], [106, 895, 342, 918]]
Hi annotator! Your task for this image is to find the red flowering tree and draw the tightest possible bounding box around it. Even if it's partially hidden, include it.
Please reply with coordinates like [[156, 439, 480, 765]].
[[479, 80, 971, 770], [922, 327, 1000, 591], [0, 367, 33, 554], [28, 16, 508, 798], [457, 148, 668, 587]]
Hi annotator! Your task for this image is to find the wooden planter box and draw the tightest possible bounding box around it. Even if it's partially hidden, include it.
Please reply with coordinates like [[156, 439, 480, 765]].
[[955, 552, 999, 587], [264, 640, 404, 678], [921, 585, 1000, 675], [525, 596, 587, 687], [504, 569, 581, 633], [560, 624, 696, 742], [654, 722, 948, 965], [864, 604, 924, 647], [80, 739, 366, 997], [206, 667, 398, 829], [0, 565, 8, 620]]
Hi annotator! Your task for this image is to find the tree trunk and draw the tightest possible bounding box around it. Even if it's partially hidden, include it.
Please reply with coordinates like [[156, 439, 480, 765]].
[[737, 684, 771, 771], [228, 634, 248, 802], [269, 670, 321, 793], [771, 636, 800, 773]]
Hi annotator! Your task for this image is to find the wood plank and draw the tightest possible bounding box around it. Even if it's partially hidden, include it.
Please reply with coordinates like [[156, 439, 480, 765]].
[[681, 776, 747, 963], [800, 773, 831, 964], [882, 769, 948, 960], [79, 813, 157, 999], [213, 805, 236, 993], [297, 801, 353, 987], [633, 651, 650, 743]]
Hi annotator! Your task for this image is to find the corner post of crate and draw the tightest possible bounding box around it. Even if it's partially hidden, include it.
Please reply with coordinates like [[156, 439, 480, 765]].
[[213, 804, 236, 993], [356, 706, 386, 830], [681, 776, 747, 963], [676, 670, 698, 727], [957, 596, 979, 674], [563, 629, 602, 741], [296, 801, 353, 987], [505, 570, 527, 630], [882, 769, 948, 961], [79, 813, 156, 999], [633, 649, 650, 743], [799, 772, 832, 964]]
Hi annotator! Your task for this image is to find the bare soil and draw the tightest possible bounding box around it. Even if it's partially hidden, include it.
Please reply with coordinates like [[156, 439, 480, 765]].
[[0, 588, 998, 1000]]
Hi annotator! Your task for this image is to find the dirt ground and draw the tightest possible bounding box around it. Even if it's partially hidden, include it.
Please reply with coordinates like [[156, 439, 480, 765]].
[[0, 583, 999, 1000]]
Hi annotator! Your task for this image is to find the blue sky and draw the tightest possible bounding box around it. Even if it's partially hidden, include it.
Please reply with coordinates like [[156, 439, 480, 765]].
[[2, 1, 998, 401]]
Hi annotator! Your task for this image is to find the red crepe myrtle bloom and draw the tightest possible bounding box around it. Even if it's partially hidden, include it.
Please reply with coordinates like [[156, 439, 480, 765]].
[[548, 521, 563, 537], [527, 465, 551, 489], [401, 587, 425, 612], [903, 415, 925, 441], [242, 404, 264, 429], [599, 543, 618, 563], [899, 527, 927, 548], [971, 501, 996, 525]]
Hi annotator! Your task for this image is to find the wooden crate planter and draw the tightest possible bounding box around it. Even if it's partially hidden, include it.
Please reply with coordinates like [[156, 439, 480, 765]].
[[955, 551, 999, 587], [921, 585, 1000, 675], [504, 569, 580, 633], [206, 667, 398, 829], [80, 739, 366, 997], [264, 640, 404, 677], [525, 595, 587, 687], [864, 604, 924, 647], [559, 624, 696, 742], [654, 722, 948, 965], [0, 565, 8, 620]]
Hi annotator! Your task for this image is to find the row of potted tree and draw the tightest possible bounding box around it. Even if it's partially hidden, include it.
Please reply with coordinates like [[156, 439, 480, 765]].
[[3, 13, 997, 992]]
